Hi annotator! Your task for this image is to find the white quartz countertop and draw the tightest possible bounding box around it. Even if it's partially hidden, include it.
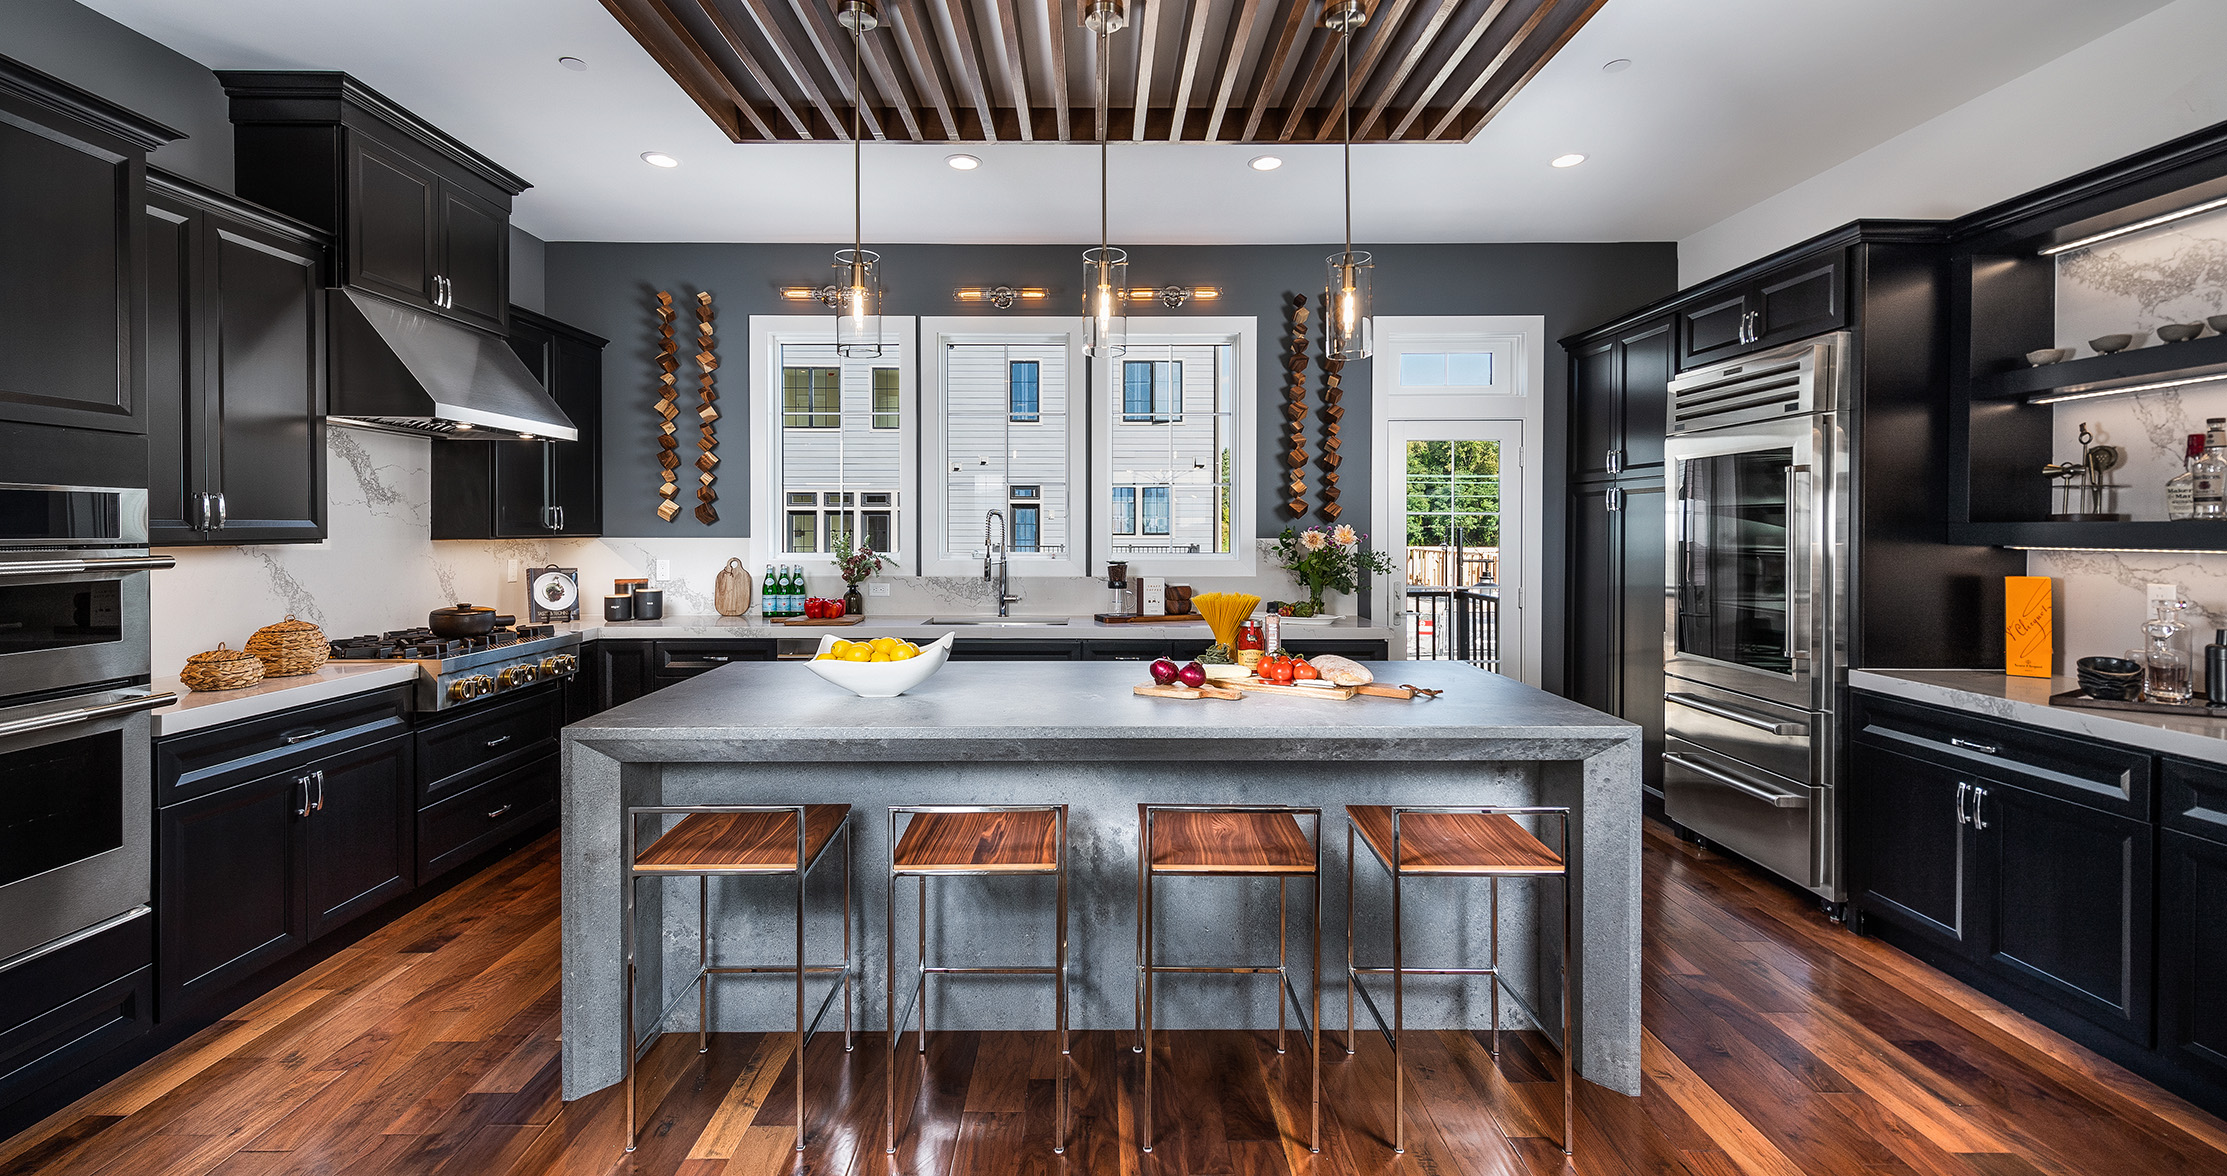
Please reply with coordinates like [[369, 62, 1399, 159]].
[[1848, 669, 2227, 761], [561, 612, 1397, 641], [151, 662, 420, 737]]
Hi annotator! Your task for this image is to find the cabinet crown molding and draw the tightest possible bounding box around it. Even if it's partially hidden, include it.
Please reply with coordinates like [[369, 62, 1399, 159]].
[[216, 70, 530, 197], [0, 52, 187, 150]]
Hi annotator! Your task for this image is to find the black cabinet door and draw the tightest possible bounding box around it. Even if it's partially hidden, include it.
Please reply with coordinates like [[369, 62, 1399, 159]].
[[207, 218, 325, 542], [1569, 337, 1619, 481], [0, 87, 148, 435], [346, 135, 438, 310], [2161, 829, 2227, 1087], [1848, 742, 1983, 956], [1752, 257, 1844, 350], [437, 183, 508, 333], [303, 735, 414, 940], [434, 308, 604, 539], [546, 328, 604, 535], [597, 642, 652, 710], [145, 197, 205, 542], [1977, 780, 2153, 1045], [1564, 484, 1616, 715], [1677, 292, 1751, 370], [950, 639, 1081, 660], [158, 767, 308, 1020], [1616, 482, 1668, 795], [1617, 319, 1673, 472]]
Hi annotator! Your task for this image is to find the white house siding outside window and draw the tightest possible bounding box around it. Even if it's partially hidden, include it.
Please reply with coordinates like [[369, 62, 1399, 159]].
[[1107, 344, 1234, 556], [778, 342, 902, 554], [941, 342, 1071, 560]]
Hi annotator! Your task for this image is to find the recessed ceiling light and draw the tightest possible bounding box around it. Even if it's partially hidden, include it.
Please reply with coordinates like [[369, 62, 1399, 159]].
[[558, 56, 588, 72], [1601, 58, 1631, 73], [1551, 153, 1587, 168], [1249, 155, 1283, 171], [945, 153, 981, 170], [641, 151, 680, 168]]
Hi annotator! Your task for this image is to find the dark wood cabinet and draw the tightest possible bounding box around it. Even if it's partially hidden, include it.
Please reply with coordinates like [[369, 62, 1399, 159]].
[[1568, 316, 1672, 480], [221, 72, 526, 334], [1979, 779, 2152, 1043], [1675, 252, 1846, 370], [301, 735, 415, 940], [2161, 829, 2227, 1088], [596, 641, 654, 712], [432, 307, 606, 539], [0, 56, 181, 438], [0, 910, 153, 1139], [1569, 336, 1620, 481], [1849, 741, 1982, 954], [157, 762, 309, 1019], [144, 172, 328, 545], [1564, 481, 1666, 795]]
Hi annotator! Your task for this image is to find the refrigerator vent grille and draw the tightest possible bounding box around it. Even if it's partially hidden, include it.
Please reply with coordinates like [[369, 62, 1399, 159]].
[[1670, 349, 1822, 431]]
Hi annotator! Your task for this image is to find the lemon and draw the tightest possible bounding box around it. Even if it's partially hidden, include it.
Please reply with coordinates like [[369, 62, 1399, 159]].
[[870, 650, 892, 662], [841, 645, 872, 662]]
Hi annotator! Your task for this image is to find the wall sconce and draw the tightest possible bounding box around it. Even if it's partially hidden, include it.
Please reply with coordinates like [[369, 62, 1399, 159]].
[[954, 285, 1051, 309], [780, 285, 842, 307], [1127, 285, 1222, 308]]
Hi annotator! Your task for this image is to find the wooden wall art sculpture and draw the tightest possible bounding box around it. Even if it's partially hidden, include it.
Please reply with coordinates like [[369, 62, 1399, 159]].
[[654, 291, 681, 521], [1283, 294, 1310, 518], [693, 292, 720, 524]]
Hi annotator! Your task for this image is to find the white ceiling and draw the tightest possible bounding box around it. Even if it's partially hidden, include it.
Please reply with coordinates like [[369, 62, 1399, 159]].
[[84, 0, 2172, 245]]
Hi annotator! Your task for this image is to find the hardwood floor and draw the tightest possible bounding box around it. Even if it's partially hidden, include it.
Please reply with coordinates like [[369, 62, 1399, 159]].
[[5, 821, 2224, 1175]]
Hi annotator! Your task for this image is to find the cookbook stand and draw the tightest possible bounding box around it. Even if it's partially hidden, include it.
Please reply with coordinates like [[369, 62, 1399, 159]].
[[527, 567, 580, 623]]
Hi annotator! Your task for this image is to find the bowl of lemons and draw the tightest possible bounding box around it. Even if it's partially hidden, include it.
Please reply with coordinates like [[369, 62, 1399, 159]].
[[804, 632, 955, 697]]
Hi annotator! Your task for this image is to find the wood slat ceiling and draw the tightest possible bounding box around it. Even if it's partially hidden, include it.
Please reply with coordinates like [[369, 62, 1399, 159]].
[[601, 0, 1605, 144]]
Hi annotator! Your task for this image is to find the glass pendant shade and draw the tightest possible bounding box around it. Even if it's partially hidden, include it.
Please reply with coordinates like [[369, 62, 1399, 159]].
[[833, 248, 882, 357], [1324, 250, 1373, 360], [1082, 246, 1128, 358]]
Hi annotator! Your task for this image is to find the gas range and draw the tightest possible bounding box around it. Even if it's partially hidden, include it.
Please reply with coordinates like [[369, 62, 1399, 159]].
[[328, 626, 583, 711]]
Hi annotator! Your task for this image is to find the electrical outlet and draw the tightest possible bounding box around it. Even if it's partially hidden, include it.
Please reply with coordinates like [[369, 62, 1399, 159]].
[[654, 559, 671, 580], [505, 558, 520, 583], [2149, 582, 2182, 607], [868, 583, 891, 597]]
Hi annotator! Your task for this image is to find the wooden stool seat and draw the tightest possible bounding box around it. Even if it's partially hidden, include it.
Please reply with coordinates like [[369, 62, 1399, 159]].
[[634, 804, 850, 874], [1348, 806, 1565, 876], [893, 808, 1061, 873], [1147, 809, 1315, 875]]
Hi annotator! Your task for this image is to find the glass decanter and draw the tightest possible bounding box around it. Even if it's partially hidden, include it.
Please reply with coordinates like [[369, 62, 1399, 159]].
[[2141, 600, 2192, 703]]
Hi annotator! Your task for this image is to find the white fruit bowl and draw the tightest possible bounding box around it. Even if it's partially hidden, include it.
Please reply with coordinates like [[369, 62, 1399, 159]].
[[803, 632, 955, 697]]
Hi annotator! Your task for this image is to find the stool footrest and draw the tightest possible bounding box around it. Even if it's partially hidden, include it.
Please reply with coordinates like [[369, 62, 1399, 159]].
[[1350, 964, 1503, 976], [921, 965, 1062, 975]]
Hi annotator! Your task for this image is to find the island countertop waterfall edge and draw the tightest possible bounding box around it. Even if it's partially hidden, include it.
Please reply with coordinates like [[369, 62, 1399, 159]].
[[559, 660, 1643, 1101]]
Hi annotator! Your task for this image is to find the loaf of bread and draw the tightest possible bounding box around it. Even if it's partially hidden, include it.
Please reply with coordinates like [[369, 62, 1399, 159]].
[[1308, 654, 1374, 686]]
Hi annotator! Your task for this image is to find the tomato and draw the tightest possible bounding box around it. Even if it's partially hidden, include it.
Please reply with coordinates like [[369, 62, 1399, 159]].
[[1292, 660, 1320, 681]]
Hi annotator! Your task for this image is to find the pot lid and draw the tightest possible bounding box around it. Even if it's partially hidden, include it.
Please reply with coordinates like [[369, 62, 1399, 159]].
[[431, 603, 495, 617]]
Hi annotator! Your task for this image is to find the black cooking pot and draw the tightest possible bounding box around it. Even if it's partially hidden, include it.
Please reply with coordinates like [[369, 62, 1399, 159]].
[[428, 603, 497, 639]]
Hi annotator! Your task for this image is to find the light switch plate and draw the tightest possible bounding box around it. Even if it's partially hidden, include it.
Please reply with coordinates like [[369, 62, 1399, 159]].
[[506, 558, 521, 582], [869, 583, 891, 597], [654, 559, 671, 580]]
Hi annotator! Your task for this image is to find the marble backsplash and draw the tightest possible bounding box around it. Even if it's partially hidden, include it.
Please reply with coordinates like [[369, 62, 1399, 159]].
[[149, 429, 1343, 673]]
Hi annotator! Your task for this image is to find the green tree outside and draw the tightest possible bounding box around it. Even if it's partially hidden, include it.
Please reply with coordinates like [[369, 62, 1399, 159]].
[[1405, 439, 1501, 549]]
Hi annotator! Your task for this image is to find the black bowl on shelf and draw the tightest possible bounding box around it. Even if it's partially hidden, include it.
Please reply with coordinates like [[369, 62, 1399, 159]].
[[2076, 656, 2143, 700]]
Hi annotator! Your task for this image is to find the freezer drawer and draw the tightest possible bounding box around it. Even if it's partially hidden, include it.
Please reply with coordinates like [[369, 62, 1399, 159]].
[[1664, 736, 1820, 889], [1663, 678, 1814, 783]]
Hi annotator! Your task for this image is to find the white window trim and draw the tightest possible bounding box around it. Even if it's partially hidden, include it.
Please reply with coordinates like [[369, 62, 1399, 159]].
[[920, 317, 1088, 579], [749, 314, 920, 574], [1089, 315, 1258, 576], [1370, 315, 1544, 685]]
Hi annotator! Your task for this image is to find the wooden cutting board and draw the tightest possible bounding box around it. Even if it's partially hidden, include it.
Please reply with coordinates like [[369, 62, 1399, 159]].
[[777, 615, 865, 626], [1134, 683, 1242, 700], [1232, 680, 1357, 700]]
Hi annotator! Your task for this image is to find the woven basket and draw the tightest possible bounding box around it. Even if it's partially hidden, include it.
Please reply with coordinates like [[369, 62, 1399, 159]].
[[246, 614, 328, 676], [180, 643, 265, 692]]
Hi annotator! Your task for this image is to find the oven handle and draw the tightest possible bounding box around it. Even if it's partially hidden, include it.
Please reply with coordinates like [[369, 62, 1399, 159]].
[[1664, 692, 1810, 736], [0, 905, 151, 974], [0, 556, 177, 577], [1663, 751, 1810, 808], [0, 691, 176, 740]]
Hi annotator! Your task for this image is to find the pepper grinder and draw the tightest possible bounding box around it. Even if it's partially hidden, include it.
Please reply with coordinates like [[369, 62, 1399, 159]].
[[2207, 628, 2227, 708]]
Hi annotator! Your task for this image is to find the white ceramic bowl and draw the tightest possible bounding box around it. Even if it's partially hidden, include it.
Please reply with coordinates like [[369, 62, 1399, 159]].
[[804, 632, 955, 697]]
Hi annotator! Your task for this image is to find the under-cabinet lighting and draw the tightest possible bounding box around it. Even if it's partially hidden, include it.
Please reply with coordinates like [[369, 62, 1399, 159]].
[[1125, 285, 1221, 308], [2028, 371, 2227, 405], [953, 285, 1049, 308], [2036, 194, 2227, 256], [2007, 546, 2227, 555]]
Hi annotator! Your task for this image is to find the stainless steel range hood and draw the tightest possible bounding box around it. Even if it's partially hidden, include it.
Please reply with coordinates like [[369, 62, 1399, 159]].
[[326, 289, 578, 441]]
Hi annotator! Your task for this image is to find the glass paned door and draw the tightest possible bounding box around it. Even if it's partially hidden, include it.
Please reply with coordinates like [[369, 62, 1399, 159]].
[[1393, 420, 1516, 672], [1672, 447, 1794, 675]]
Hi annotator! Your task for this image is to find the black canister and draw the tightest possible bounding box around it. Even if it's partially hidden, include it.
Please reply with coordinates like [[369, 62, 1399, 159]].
[[603, 595, 634, 622], [631, 588, 665, 621], [2207, 628, 2227, 707]]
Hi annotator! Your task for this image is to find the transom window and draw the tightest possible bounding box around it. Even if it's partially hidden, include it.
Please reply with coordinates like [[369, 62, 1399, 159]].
[[1398, 351, 1493, 387]]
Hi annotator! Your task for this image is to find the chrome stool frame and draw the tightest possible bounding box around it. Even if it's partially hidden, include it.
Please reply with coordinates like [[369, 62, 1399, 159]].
[[885, 804, 1070, 1156], [1345, 804, 1572, 1156], [623, 803, 854, 1153], [1136, 802, 1322, 1155]]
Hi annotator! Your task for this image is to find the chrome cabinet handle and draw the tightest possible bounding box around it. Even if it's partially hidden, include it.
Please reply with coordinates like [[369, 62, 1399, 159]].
[[0, 691, 174, 739], [484, 734, 512, 748], [1956, 781, 1971, 825], [312, 768, 325, 813], [1949, 737, 1999, 756], [1663, 752, 1809, 808], [1663, 693, 1809, 736], [0, 555, 176, 578], [487, 803, 515, 820], [282, 727, 327, 744], [1971, 786, 1988, 830], [195, 492, 210, 532], [554, 505, 563, 530], [1607, 487, 1622, 513], [214, 492, 226, 529], [296, 776, 311, 817]]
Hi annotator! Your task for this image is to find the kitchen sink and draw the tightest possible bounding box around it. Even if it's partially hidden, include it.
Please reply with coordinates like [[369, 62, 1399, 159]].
[[925, 616, 1070, 626]]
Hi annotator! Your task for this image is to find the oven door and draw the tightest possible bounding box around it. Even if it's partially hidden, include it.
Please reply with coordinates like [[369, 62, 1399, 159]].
[[1663, 414, 1831, 712], [0, 687, 170, 961], [0, 550, 162, 702]]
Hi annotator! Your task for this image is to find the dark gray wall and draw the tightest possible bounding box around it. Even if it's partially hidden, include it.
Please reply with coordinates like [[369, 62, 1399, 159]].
[[1, 0, 233, 191], [544, 240, 1676, 551], [510, 225, 548, 314]]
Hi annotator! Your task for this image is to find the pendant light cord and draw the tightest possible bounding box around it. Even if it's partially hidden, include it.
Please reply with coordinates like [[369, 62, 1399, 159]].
[[852, 16, 863, 261], [1098, 20, 1109, 257], [1342, 28, 1352, 258]]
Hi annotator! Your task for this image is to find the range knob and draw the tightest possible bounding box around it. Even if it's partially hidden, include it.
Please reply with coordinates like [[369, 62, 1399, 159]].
[[557, 654, 578, 674], [448, 678, 471, 702], [539, 657, 562, 677]]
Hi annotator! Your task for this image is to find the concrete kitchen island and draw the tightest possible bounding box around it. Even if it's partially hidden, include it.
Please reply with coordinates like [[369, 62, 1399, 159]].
[[559, 659, 1643, 1100]]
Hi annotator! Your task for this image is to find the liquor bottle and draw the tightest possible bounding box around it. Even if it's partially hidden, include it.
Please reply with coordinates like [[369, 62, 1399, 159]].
[[763, 564, 778, 617], [2193, 418, 2227, 520], [2166, 433, 2203, 521]]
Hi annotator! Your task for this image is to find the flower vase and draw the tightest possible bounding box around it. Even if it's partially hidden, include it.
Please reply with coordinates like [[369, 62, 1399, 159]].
[[844, 585, 865, 618]]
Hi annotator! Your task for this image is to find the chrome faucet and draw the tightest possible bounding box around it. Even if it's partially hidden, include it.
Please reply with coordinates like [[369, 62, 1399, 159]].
[[983, 509, 1022, 617]]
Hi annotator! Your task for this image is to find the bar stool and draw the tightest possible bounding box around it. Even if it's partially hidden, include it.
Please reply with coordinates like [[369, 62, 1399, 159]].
[[624, 803, 854, 1153], [1344, 804, 1572, 1156], [1136, 803, 1322, 1154], [885, 804, 1069, 1155]]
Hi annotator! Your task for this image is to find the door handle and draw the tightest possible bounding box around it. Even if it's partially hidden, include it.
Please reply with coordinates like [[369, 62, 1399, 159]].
[[0, 555, 177, 578], [281, 727, 327, 744], [486, 803, 515, 820], [1971, 786, 1988, 830], [1955, 781, 1971, 825], [484, 734, 512, 748], [1664, 692, 1809, 735], [314, 769, 326, 812], [214, 492, 227, 529], [295, 775, 313, 818], [1949, 737, 1999, 756], [1663, 752, 1809, 807], [1607, 487, 1622, 513], [0, 690, 175, 739]]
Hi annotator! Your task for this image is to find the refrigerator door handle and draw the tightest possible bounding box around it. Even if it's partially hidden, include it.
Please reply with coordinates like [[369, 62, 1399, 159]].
[[1664, 752, 1810, 808]]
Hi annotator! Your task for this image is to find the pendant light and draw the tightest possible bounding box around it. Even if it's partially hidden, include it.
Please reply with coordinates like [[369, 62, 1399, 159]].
[[834, 0, 882, 357], [1323, 0, 1372, 361], [1081, 1, 1128, 359]]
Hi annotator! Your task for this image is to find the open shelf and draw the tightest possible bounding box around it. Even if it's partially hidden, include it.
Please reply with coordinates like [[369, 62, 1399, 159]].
[[1952, 520, 2227, 551], [1976, 332, 2227, 401]]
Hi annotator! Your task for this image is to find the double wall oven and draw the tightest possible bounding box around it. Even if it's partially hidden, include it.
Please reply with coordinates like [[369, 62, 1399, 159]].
[[0, 485, 174, 964], [1661, 336, 1849, 902]]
